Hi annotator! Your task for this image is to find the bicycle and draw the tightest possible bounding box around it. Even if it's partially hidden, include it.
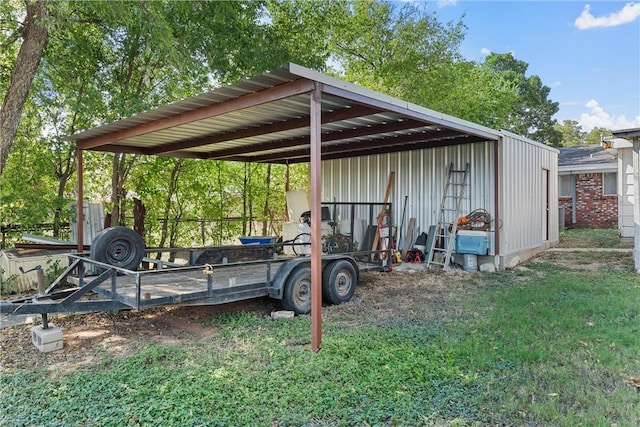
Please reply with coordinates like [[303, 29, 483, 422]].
[[322, 221, 351, 254]]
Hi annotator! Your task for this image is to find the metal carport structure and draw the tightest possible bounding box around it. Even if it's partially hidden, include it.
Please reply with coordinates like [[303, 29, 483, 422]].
[[68, 63, 502, 351]]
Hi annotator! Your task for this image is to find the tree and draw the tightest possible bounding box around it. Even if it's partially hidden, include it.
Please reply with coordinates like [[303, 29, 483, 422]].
[[321, 1, 519, 129], [555, 120, 585, 147], [0, 0, 48, 175], [483, 52, 562, 146], [333, 1, 464, 97], [585, 127, 611, 145]]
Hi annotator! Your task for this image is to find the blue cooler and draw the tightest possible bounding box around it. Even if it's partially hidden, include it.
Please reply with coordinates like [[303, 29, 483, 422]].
[[455, 230, 488, 255]]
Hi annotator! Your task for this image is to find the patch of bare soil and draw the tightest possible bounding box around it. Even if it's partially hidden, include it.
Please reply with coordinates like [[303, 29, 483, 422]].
[[325, 268, 484, 326], [0, 299, 279, 373]]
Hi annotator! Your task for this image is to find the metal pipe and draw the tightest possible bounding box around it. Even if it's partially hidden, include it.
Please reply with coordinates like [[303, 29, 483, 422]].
[[310, 82, 323, 352], [36, 268, 45, 295], [493, 139, 501, 257], [76, 148, 84, 253]]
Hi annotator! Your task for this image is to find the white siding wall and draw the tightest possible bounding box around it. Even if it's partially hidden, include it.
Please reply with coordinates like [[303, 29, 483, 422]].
[[499, 131, 559, 256], [618, 147, 635, 238], [322, 142, 497, 255]]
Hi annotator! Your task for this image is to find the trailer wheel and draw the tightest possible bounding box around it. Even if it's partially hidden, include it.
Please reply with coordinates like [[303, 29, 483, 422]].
[[282, 266, 312, 314], [322, 260, 357, 305], [90, 226, 144, 270]]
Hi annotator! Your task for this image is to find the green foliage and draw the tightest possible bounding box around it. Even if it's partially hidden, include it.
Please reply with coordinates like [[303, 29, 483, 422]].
[[555, 119, 584, 147], [335, 2, 468, 105], [554, 120, 612, 147], [1, 0, 566, 245], [483, 52, 562, 146], [452, 257, 639, 424], [557, 227, 632, 249], [0, 267, 19, 295]]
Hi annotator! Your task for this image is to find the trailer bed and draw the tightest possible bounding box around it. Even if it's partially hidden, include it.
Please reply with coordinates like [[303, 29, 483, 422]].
[[1, 253, 388, 316]]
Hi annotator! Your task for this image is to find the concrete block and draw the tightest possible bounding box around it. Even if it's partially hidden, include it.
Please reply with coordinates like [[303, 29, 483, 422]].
[[479, 263, 496, 273], [271, 310, 295, 320], [505, 255, 521, 269], [31, 324, 64, 353]]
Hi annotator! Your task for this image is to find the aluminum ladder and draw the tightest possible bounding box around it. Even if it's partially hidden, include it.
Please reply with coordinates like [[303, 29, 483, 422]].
[[426, 162, 470, 270]]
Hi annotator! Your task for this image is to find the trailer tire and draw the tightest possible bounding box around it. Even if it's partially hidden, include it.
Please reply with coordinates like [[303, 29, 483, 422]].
[[282, 266, 312, 314], [322, 260, 357, 305], [90, 226, 144, 270]]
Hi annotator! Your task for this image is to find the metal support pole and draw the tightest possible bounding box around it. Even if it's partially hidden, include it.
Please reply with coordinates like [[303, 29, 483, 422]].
[[310, 82, 323, 352], [493, 139, 501, 258], [76, 148, 84, 253], [41, 313, 49, 329], [633, 137, 640, 274], [36, 268, 45, 295]]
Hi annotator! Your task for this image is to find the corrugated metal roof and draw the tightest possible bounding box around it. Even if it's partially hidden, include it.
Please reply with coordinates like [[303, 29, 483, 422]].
[[68, 63, 502, 163]]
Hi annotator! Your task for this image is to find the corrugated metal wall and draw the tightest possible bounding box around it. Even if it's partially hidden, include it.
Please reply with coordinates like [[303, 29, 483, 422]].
[[322, 141, 497, 255], [499, 131, 559, 256], [322, 133, 559, 259], [619, 148, 635, 238]]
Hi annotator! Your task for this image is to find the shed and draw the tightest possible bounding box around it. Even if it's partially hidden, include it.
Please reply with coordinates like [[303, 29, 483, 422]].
[[67, 63, 559, 348], [557, 145, 618, 229]]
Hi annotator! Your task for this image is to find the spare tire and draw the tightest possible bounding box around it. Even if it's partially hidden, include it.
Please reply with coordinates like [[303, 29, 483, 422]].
[[90, 226, 145, 270]]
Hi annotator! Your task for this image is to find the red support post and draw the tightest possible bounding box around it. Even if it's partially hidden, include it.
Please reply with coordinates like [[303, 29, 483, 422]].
[[310, 82, 323, 352]]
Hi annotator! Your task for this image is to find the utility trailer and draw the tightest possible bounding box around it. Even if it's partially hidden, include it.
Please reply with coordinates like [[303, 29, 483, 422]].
[[0, 250, 388, 319], [1, 203, 393, 324]]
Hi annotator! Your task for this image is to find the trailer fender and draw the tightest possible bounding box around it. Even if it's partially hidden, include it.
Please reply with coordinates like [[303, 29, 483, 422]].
[[268, 255, 359, 300]]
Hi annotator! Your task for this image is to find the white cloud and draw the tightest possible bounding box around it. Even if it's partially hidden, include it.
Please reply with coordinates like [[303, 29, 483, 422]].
[[575, 3, 640, 30], [438, 0, 458, 7], [579, 99, 640, 131], [480, 47, 491, 56]]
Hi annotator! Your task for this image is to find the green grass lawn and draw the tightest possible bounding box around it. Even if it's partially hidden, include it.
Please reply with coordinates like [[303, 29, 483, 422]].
[[2, 244, 639, 425], [557, 227, 634, 248]]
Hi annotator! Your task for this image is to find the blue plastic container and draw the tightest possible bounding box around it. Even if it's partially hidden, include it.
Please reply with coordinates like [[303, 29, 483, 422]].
[[455, 230, 488, 255], [238, 236, 277, 245]]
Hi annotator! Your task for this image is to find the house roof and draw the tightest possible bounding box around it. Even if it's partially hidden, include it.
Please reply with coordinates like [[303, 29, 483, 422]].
[[612, 127, 640, 140], [67, 63, 501, 164], [558, 144, 617, 173]]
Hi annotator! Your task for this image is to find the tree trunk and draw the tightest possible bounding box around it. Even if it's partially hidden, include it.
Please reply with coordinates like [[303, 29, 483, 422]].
[[133, 197, 146, 238], [52, 147, 76, 237], [0, 0, 49, 175], [110, 153, 137, 226], [110, 154, 123, 225], [156, 159, 182, 259], [284, 163, 290, 221], [262, 164, 272, 236], [242, 163, 248, 236], [52, 172, 68, 238]]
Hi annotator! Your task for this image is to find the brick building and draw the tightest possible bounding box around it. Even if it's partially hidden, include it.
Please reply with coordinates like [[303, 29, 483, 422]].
[[558, 145, 618, 229]]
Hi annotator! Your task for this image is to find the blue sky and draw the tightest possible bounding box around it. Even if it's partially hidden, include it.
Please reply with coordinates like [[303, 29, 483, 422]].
[[421, 1, 640, 132]]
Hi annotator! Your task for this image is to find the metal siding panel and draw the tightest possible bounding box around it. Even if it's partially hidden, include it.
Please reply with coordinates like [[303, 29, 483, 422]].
[[322, 141, 497, 252], [499, 133, 559, 256]]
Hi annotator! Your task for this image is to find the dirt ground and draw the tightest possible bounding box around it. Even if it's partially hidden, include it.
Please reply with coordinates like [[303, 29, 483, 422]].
[[0, 265, 479, 373]]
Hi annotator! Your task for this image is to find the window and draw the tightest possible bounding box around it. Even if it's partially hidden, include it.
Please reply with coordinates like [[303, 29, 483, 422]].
[[603, 172, 617, 195], [558, 175, 573, 197]]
